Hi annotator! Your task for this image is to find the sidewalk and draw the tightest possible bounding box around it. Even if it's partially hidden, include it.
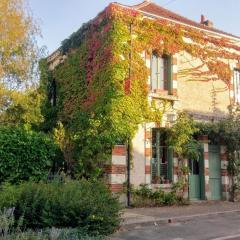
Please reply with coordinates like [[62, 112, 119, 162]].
[[122, 201, 240, 228]]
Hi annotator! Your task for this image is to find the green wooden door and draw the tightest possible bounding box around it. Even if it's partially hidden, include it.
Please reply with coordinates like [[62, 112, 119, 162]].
[[189, 148, 204, 200], [189, 158, 201, 200], [189, 173, 200, 200], [209, 145, 221, 200]]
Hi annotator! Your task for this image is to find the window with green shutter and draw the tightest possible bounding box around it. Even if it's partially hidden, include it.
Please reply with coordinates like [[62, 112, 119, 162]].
[[151, 53, 172, 94]]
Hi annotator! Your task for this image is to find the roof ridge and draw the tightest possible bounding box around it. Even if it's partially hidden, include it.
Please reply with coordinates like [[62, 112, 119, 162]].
[[132, 1, 240, 40], [132, 1, 152, 10]]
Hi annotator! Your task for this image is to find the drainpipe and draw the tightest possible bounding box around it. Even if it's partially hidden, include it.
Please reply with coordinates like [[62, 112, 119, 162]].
[[188, 172, 190, 201], [127, 139, 131, 207], [127, 22, 133, 207]]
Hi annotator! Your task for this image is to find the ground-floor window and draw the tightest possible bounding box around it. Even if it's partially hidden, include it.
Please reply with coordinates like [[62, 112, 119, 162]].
[[151, 128, 173, 184]]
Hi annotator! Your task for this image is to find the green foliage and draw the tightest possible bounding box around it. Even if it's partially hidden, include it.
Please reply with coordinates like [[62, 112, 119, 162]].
[[0, 229, 104, 240], [131, 184, 187, 207], [0, 180, 121, 236], [0, 88, 43, 129], [38, 59, 58, 132], [0, 209, 104, 239], [168, 112, 200, 158], [39, 12, 151, 178], [167, 113, 200, 197], [0, 208, 15, 237], [0, 126, 62, 184]]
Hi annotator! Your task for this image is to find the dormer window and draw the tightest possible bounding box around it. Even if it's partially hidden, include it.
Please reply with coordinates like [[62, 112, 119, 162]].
[[151, 53, 172, 94], [234, 69, 240, 103]]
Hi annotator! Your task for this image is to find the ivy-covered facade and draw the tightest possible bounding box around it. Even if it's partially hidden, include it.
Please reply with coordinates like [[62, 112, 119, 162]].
[[43, 1, 240, 201]]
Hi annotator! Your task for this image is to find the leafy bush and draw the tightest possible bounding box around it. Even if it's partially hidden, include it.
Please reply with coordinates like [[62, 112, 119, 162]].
[[131, 184, 188, 207], [0, 126, 62, 184], [1, 228, 104, 240], [0, 179, 121, 236]]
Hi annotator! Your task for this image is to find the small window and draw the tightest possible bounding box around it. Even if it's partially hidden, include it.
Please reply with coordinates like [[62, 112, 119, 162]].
[[151, 53, 172, 93], [151, 128, 173, 184], [234, 69, 240, 103]]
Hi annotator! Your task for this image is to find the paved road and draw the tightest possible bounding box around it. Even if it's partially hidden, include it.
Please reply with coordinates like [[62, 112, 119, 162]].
[[112, 212, 240, 240]]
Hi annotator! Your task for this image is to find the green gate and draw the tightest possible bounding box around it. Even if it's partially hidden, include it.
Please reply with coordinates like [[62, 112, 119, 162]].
[[209, 145, 221, 200]]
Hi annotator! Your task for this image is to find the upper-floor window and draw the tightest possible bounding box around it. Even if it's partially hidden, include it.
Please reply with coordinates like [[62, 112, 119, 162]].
[[234, 69, 240, 103], [151, 53, 172, 93], [49, 80, 57, 107]]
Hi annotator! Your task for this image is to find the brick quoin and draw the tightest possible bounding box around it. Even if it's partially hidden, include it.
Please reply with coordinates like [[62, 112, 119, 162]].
[[145, 148, 151, 157], [145, 131, 151, 140], [173, 166, 178, 175], [199, 135, 208, 143], [204, 152, 209, 160], [220, 153, 228, 161], [205, 184, 210, 192], [105, 165, 126, 174], [221, 169, 228, 176], [172, 57, 178, 65], [222, 184, 229, 192], [173, 73, 177, 81], [172, 89, 178, 96], [145, 165, 151, 174], [112, 146, 126, 156], [204, 168, 209, 176], [108, 184, 124, 193]]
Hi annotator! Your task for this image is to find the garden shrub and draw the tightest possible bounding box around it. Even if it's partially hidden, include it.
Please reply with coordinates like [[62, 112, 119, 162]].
[[0, 179, 121, 236], [0, 126, 62, 184], [131, 184, 188, 207], [0, 229, 104, 240]]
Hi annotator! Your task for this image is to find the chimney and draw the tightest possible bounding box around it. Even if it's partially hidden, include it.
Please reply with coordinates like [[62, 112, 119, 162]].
[[200, 14, 205, 24], [200, 14, 214, 28]]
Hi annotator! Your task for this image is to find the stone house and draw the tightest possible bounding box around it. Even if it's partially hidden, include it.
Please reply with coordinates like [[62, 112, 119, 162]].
[[47, 1, 240, 201]]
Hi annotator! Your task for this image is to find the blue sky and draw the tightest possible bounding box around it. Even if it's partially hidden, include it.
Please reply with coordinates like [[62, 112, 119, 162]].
[[29, 0, 240, 54]]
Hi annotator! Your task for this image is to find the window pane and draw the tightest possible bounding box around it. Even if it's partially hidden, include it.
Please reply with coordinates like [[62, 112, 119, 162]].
[[164, 57, 169, 90], [151, 53, 172, 92], [151, 54, 158, 90], [158, 57, 164, 90], [151, 128, 172, 183]]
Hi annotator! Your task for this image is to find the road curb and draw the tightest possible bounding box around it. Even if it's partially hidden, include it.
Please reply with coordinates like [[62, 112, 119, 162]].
[[121, 209, 240, 230]]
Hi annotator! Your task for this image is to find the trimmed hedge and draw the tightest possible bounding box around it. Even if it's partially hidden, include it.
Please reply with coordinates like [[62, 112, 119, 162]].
[[0, 179, 121, 236], [0, 126, 62, 184]]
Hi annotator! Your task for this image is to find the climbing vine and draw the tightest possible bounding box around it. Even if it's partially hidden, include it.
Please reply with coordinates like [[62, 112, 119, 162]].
[[167, 112, 200, 197], [40, 3, 240, 177]]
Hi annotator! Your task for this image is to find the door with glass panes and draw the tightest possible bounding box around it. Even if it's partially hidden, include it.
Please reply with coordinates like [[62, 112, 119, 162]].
[[151, 129, 173, 184]]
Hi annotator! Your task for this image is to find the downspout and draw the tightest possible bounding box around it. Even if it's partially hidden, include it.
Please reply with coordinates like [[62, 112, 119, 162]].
[[127, 22, 133, 207]]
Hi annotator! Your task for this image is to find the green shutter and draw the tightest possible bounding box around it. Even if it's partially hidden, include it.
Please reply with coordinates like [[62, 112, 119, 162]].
[[167, 147, 173, 181], [167, 56, 173, 95]]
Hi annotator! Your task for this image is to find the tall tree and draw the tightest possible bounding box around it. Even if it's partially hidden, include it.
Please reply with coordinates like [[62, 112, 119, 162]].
[[0, 0, 42, 126], [0, 0, 39, 81]]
